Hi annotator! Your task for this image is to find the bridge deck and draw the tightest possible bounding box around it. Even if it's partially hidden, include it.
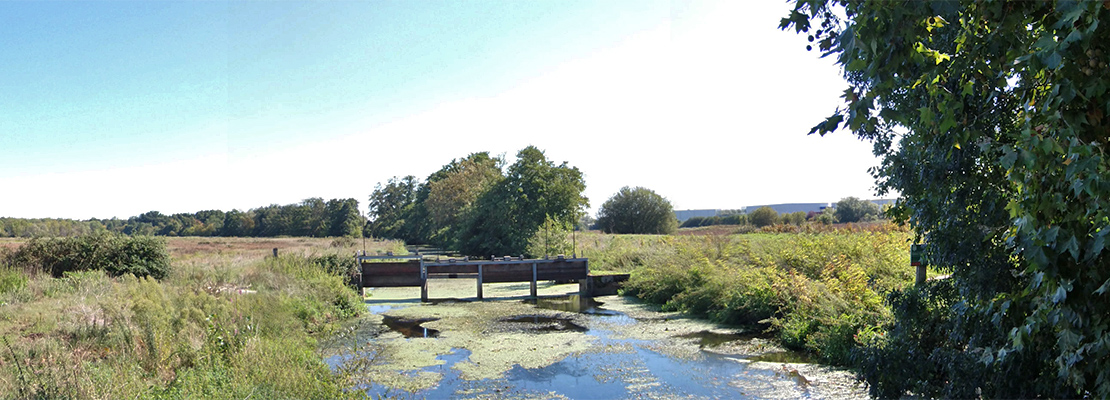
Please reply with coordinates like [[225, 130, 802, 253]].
[[356, 256, 588, 301]]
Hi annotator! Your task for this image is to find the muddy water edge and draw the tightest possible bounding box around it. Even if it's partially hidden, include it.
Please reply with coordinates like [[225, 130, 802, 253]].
[[322, 280, 867, 399]]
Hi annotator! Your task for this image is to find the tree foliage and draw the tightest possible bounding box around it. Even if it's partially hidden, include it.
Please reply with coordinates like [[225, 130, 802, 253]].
[[596, 186, 677, 234], [459, 146, 588, 257], [423, 153, 503, 248], [366, 176, 420, 240], [833, 196, 881, 223], [783, 0, 1110, 396]]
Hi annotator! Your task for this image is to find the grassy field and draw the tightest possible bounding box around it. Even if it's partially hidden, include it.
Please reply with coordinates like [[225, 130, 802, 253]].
[[0, 236, 403, 399]]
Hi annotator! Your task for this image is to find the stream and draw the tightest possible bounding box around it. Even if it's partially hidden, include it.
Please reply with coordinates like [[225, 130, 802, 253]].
[[323, 280, 867, 399]]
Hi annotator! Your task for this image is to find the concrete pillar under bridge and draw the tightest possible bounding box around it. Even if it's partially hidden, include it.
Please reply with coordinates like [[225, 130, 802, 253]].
[[579, 274, 631, 297]]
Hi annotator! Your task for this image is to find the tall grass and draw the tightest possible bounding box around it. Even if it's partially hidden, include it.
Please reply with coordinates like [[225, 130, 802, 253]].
[[0, 237, 376, 399], [593, 225, 913, 365]]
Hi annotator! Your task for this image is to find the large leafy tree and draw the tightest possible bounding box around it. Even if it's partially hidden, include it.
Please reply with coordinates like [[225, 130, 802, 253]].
[[366, 176, 420, 239], [459, 146, 588, 257], [325, 198, 364, 238], [596, 186, 677, 234], [783, 0, 1110, 397], [424, 153, 504, 247]]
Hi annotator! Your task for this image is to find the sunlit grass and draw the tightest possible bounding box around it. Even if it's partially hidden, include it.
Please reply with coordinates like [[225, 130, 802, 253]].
[[0, 236, 402, 399]]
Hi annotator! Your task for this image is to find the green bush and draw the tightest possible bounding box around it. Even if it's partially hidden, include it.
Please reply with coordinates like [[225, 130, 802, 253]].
[[6, 234, 170, 279], [748, 207, 779, 227]]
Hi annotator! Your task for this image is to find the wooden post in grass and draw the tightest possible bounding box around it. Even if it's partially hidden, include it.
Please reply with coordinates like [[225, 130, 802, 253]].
[[272, 248, 278, 258]]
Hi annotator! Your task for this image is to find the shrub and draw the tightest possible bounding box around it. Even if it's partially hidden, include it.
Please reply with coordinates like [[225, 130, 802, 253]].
[[748, 207, 779, 227], [6, 234, 170, 279], [596, 186, 678, 234]]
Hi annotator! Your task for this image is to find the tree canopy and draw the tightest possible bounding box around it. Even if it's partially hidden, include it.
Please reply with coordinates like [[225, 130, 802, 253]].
[[783, 0, 1110, 397], [364, 147, 588, 258], [596, 186, 677, 234], [458, 146, 588, 257]]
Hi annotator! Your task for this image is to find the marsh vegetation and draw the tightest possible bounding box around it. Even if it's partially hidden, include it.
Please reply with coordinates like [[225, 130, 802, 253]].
[[2, 225, 911, 399]]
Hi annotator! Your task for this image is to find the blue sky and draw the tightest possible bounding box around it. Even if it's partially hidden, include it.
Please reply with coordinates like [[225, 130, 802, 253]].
[[0, 0, 881, 220]]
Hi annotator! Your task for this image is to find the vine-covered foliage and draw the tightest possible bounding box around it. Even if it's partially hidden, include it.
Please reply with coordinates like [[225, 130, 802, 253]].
[[783, 0, 1110, 396]]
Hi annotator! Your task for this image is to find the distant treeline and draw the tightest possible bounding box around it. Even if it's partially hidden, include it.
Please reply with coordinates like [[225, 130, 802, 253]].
[[0, 198, 364, 238]]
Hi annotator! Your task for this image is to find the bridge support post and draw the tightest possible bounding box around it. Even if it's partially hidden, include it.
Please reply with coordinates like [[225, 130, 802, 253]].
[[477, 264, 483, 300], [530, 261, 538, 299], [420, 258, 428, 302]]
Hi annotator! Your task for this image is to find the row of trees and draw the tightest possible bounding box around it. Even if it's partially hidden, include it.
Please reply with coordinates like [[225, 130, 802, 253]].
[[0, 198, 364, 238], [365, 146, 588, 257]]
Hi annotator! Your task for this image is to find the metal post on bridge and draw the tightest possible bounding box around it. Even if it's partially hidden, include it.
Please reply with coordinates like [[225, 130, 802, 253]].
[[420, 257, 429, 302], [530, 261, 538, 299], [476, 264, 484, 300]]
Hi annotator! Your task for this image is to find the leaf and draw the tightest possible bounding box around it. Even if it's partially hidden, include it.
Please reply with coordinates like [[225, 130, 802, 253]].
[[1044, 226, 1061, 243], [1095, 278, 1110, 295], [1062, 235, 1080, 261], [939, 115, 957, 133], [1088, 232, 1106, 261], [980, 347, 995, 364], [1033, 35, 1057, 51], [1053, 285, 1068, 303], [1042, 51, 1063, 69], [918, 107, 936, 125], [808, 114, 844, 136]]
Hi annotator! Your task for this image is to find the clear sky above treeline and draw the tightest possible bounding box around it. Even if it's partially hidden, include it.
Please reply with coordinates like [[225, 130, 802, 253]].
[[0, 0, 882, 220]]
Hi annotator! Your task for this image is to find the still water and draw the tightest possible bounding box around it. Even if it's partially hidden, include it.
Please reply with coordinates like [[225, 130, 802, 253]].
[[325, 281, 864, 399]]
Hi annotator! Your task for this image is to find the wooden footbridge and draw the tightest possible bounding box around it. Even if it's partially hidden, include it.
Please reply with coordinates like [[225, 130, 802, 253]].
[[353, 252, 593, 302]]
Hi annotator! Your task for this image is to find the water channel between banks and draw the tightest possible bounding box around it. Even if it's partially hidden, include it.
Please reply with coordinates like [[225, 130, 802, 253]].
[[322, 280, 867, 399]]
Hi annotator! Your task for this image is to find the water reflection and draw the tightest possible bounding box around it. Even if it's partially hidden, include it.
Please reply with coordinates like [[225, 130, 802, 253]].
[[381, 315, 440, 338], [678, 330, 762, 348], [500, 315, 589, 333], [527, 294, 620, 315]]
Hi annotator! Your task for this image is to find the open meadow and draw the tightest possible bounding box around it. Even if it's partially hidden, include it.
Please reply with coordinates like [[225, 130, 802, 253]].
[[0, 236, 402, 399], [0, 225, 915, 398]]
